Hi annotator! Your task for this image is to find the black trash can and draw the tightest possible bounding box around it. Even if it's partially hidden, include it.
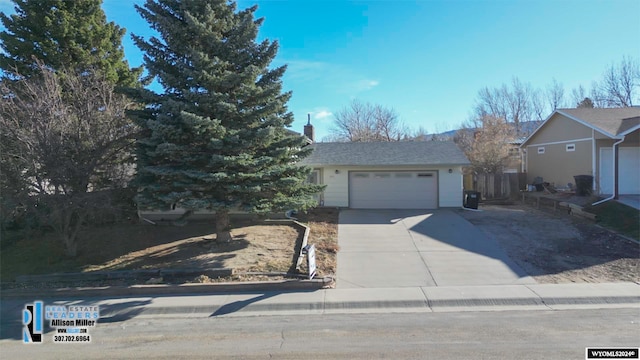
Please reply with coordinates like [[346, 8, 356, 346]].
[[464, 191, 480, 209], [573, 175, 593, 196]]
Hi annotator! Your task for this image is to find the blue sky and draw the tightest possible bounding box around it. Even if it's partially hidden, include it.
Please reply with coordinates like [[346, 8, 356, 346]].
[[2, 0, 639, 140]]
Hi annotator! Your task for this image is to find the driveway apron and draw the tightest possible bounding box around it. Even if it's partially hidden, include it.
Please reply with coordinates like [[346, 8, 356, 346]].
[[336, 209, 536, 288]]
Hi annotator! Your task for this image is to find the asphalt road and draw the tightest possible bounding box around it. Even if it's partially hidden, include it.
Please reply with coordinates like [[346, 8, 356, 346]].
[[3, 308, 638, 359]]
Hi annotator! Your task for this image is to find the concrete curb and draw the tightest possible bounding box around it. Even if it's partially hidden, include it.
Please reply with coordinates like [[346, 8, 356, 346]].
[[1, 276, 335, 299], [87, 283, 640, 319], [109, 296, 639, 317]]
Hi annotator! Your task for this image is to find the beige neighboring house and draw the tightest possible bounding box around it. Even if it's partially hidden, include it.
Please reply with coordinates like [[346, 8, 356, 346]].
[[520, 107, 640, 196]]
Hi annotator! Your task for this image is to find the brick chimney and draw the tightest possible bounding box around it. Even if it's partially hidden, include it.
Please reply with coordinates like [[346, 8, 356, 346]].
[[304, 113, 315, 142]]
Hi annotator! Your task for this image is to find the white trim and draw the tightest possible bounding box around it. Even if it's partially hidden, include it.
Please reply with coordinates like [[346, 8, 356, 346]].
[[520, 110, 621, 148], [599, 147, 613, 194], [519, 111, 556, 148], [556, 110, 618, 138], [592, 129, 596, 190], [593, 137, 625, 205], [619, 124, 640, 136], [526, 137, 592, 147]]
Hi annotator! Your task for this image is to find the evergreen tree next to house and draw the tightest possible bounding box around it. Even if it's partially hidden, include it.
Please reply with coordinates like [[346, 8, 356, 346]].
[[0, 0, 141, 86], [130, 0, 323, 241]]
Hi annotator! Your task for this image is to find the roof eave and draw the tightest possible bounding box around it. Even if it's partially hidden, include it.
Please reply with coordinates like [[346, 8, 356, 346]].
[[520, 109, 621, 148], [519, 110, 557, 148], [555, 110, 617, 138], [618, 124, 640, 137]]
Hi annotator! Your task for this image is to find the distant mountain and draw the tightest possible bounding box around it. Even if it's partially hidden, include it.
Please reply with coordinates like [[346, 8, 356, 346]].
[[419, 120, 543, 141]]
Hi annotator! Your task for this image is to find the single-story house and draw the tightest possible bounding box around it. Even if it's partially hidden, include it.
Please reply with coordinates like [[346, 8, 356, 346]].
[[299, 141, 470, 209], [138, 120, 470, 220], [520, 107, 640, 196]]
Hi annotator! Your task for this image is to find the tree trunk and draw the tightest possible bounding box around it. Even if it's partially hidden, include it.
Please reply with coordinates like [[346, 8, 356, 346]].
[[64, 234, 78, 257], [62, 207, 84, 257], [215, 209, 232, 242]]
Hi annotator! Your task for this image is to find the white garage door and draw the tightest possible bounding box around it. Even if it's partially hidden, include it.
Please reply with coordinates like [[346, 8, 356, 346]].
[[600, 147, 640, 195], [349, 171, 438, 209]]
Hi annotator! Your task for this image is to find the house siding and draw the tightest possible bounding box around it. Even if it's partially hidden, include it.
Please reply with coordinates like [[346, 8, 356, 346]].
[[524, 113, 599, 189], [622, 129, 640, 145], [526, 140, 592, 189], [321, 166, 350, 207], [318, 165, 464, 208], [526, 113, 593, 144], [438, 167, 464, 207]]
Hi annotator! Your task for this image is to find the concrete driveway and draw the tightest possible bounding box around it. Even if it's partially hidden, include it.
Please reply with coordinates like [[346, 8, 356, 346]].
[[336, 209, 536, 288]]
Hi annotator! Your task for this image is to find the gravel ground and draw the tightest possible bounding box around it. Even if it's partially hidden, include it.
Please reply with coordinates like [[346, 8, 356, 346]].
[[457, 204, 639, 284]]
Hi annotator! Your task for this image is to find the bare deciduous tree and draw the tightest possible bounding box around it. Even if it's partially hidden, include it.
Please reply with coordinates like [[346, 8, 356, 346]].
[[592, 56, 640, 107], [474, 77, 535, 136], [454, 115, 516, 174], [530, 89, 546, 122], [571, 85, 588, 107], [0, 63, 138, 256], [330, 99, 407, 142], [546, 78, 565, 111]]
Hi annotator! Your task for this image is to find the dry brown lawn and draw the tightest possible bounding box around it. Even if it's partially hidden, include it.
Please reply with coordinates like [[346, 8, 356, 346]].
[[297, 208, 340, 276], [2, 209, 339, 285], [83, 222, 302, 273], [459, 204, 639, 284]]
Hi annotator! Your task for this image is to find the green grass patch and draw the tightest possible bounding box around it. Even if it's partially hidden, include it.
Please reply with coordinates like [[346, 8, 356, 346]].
[[584, 201, 640, 240]]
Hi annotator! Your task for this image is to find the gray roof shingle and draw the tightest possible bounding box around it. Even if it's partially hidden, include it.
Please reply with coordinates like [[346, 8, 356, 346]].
[[558, 107, 640, 136], [299, 141, 470, 166]]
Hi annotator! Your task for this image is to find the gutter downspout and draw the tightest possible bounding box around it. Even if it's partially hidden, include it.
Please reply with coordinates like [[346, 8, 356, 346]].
[[591, 129, 596, 192], [592, 136, 625, 206]]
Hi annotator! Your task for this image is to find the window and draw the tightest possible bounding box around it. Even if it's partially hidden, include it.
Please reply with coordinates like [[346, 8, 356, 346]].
[[374, 173, 391, 178], [537, 147, 545, 154], [306, 170, 320, 184], [566, 144, 575, 152], [306, 169, 321, 205], [417, 173, 433, 177], [353, 173, 369, 178]]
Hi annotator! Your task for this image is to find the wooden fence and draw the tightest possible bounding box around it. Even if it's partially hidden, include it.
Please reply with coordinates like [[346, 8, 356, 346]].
[[464, 173, 527, 200]]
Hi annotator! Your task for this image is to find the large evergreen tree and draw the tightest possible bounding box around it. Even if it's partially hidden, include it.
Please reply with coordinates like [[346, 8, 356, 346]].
[[0, 0, 141, 199], [0, 0, 141, 86], [130, 0, 322, 241]]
